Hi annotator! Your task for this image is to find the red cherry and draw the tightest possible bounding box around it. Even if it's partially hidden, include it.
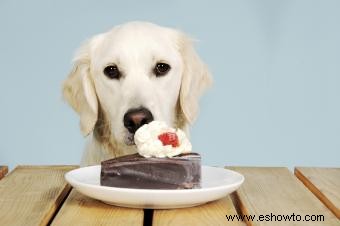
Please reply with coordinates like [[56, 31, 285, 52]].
[[158, 132, 179, 147]]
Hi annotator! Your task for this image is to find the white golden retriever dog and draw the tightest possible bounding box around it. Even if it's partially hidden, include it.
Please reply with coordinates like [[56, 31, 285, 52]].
[[63, 22, 212, 166]]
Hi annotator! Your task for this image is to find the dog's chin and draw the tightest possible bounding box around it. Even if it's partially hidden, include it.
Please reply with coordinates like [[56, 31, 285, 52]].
[[124, 132, 135, 146]]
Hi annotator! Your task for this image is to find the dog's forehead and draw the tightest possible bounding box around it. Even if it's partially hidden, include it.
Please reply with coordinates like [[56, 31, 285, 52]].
[[93, 23, 180, 65], [109, 22, 177, 46]]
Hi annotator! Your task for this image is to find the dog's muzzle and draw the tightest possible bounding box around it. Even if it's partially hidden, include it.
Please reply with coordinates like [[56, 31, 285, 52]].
[[123, 107, 154, 145]]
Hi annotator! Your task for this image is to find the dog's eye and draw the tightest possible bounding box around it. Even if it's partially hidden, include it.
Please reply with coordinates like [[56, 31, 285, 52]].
[[103, 65, 121, 79], [154, 63, 171, 76]]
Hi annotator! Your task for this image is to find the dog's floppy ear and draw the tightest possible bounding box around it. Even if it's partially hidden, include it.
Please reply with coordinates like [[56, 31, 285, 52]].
[[62, 38, 99, 136], [178, 34, 212, 124]]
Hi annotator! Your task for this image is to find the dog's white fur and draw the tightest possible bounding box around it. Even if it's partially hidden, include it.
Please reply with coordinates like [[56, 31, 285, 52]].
[[63, 22, 212, 166]]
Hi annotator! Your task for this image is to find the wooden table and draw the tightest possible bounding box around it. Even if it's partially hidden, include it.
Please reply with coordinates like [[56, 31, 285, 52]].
[[0, 165, 339, 226]]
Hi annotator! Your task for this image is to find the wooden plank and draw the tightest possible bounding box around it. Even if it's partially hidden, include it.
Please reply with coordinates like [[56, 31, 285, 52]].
[[228, 167, 339, 226], [0, 166, 8, 179], [153, 195, 245, 226], [51, 190, 144, 226], [295, 167, 340, 219], [0, 165, 76, 226]]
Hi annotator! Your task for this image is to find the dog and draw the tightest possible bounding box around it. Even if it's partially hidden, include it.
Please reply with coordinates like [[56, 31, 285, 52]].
[[63, 21, 212, 166]]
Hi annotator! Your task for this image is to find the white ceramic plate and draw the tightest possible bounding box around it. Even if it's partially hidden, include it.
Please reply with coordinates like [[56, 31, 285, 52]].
[[65, 165, 244, 209]]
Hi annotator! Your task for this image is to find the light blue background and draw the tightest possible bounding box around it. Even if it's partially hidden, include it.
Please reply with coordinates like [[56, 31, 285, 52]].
[[1, 0, 339, 170]]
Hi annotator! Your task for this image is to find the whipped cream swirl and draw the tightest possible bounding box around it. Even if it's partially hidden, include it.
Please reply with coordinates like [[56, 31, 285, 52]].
[[134, 121, 192, 158]]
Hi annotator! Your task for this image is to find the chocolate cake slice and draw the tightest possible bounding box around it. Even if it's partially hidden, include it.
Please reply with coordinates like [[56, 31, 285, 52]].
[[100, 153, 201, 189]]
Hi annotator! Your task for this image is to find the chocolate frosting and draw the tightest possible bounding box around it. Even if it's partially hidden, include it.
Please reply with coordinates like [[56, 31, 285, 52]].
[[100, 153, 201, 189]]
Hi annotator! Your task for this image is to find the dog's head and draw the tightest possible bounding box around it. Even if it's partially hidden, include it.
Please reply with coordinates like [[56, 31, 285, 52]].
[[63, 22, 212, 147]]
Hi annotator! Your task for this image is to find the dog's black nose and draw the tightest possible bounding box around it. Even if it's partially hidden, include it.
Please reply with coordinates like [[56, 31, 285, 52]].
[[123, 107, 154, 133]]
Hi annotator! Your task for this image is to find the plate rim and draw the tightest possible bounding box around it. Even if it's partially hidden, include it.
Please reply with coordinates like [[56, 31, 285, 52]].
[[65, 165, 245, 194]]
